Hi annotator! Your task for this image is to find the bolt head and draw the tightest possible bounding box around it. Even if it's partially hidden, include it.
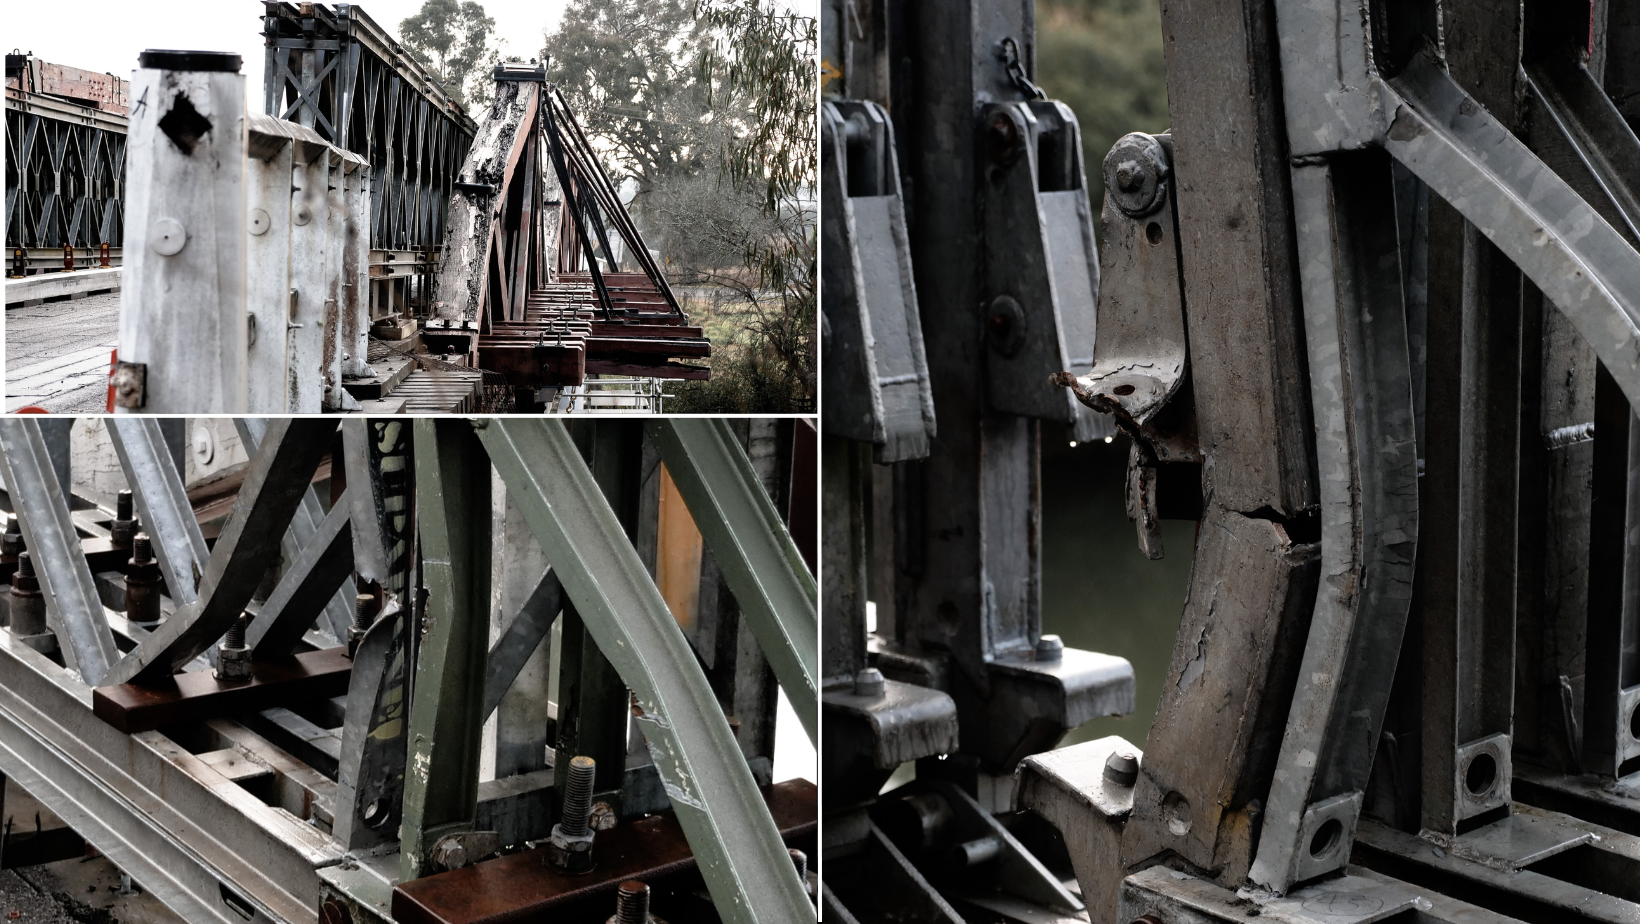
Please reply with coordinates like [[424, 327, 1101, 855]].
[[1035, 634, 1064, 662], [589, 801, 618, 831], [1104, 750, 1139, 787], [853, 667, 886, 698]]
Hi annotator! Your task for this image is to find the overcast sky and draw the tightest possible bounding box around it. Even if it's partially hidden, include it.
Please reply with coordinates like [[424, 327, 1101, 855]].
[[1, 0, 571, 113]]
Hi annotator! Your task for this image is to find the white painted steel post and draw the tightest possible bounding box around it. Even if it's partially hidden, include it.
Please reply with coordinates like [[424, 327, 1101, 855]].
[[245, 115, 296, 413], [115, 50, 248, 413]]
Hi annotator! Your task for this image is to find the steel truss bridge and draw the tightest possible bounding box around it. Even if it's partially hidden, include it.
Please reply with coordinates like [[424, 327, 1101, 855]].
[[0, 416, 817, 924], [4, 53, 129, 272], [824, 1, 1640, 923]]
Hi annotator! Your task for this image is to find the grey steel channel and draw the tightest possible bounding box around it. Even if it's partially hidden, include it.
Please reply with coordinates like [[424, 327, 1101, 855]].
[[647, 419, 819, 743], [477, 419, 814, 924]]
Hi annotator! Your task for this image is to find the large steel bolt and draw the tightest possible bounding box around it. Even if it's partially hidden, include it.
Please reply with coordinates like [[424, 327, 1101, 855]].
[[126, 534, 162, 627], [853, 667, 886, 698], [1104, 750, 1140, 787], [549, 755, 598, 872], [790, 849, 812, 897], [347, 593, 374, 658], [110, 490, 137, 549], [10, 552, 47, 637], [612, 880, 649, 924], [2, 516, 23, 559], [215, 612, 253, 683]]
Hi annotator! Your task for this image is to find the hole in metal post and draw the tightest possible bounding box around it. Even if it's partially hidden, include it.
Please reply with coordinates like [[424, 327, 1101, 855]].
[[1308, 818, 1343, 858], [159, 92, 213, 155], [1465, 752, 1497, 796]]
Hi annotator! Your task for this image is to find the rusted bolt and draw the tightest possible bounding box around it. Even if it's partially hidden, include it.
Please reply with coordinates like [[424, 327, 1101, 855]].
[[589, 801, 618, 831], [1115, 160, 1143, 191], [1104, 750, 1140, 787], [986, 111, 1024, 167], [612, 880, 649, 924], [985, 295, 1027, 357], [549, 755, 597, 872], [11, 552, 47, 636], [126, 533, 162, 626]]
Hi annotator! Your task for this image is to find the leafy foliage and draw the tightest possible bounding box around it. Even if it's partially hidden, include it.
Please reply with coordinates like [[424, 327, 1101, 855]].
[[400, 0, 498, 112], [541, 0, 817, 412], [541, 0, 719, 188], [1034, 0, 1170, 179]]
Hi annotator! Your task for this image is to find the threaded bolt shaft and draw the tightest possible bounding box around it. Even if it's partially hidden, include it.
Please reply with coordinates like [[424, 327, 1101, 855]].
[[354, 594, 375, 630], [789, 849, 807, 881], [224, 612, 249, 650], [17, 551, 34, 579], [560, 755, 596, 837], [615, 880, 649, 924], [133, 533, 153, 563], [116, 489, 133, 521]]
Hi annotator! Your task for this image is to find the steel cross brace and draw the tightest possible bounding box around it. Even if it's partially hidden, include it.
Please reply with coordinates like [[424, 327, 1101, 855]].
[[647, 418, 819, 744], [0, 418, 118, 683], [477, 419, 814, 924], [100, 418, 339, 685]]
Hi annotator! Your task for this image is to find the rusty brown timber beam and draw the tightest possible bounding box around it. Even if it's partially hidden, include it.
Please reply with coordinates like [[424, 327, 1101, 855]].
[[91, 646, 354, 734]]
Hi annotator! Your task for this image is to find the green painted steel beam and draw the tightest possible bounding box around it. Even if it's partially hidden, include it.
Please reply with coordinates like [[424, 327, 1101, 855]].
[[478, 419, 813, 924], [400, 419, 492, 882], [647, 419, 818, 744]]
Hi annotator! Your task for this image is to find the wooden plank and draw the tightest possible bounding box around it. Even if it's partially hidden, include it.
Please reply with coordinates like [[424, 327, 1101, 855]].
[[585, 337, 711, 358], [585, 360, 710, 380]]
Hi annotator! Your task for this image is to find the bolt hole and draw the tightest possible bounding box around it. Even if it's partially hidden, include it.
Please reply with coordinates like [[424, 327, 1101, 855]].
[[1630, 702, 1640, 742], [1465, 752, 1497, 796], [1308, 818, 1342, 859], [1145, 222, 1164, 245], [1113, 383, 1136, 396]]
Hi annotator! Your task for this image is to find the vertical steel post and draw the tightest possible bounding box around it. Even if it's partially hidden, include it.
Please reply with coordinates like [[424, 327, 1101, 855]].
[[245, 117, 296, 413], [400, 418, 492, 881], [554, 421, 640, 806]]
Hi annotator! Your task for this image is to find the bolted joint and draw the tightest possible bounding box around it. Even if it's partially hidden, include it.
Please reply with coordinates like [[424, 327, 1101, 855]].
[[1102, 132, 1170, 218], [126, 533, 162, 627], [215, 613, 254, 683], [347, 593, 375, 658], [547, 824, 596, 873], [10, 551, 49, 639]]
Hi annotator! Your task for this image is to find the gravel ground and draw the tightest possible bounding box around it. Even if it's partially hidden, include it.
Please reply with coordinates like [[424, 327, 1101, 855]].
[[5, 291, 120, 413], [0, 780, 183, 924]]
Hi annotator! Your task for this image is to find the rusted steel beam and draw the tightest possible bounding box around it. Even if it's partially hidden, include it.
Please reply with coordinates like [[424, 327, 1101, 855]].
[[389, 779, 816, 924], [478, 342, 587, 387], [91, 646, 353, 734]]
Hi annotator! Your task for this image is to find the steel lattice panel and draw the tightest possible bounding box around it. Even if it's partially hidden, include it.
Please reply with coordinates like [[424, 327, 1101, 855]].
[[5, 100, 127, 251]]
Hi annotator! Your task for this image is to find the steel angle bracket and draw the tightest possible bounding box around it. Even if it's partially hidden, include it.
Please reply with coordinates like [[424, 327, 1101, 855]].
[[821, 100, 936, 462], [334, 605, 410, 852], [1054, 132, 1191, 451], [980, 99, 1101, 432], [476, 420, 813, 924], [1053, 132, 1197, 559], [0, 419, 118, 684], [648, 419, 818, 744]]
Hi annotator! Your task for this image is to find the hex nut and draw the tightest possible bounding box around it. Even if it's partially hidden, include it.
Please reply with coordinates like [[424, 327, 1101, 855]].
[[216, 645, 253, 683], [548, 823, 595, 872], [589, 801, 618, 832], [853, 667, 886, 698], [1102, 132, 1170, 218]]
